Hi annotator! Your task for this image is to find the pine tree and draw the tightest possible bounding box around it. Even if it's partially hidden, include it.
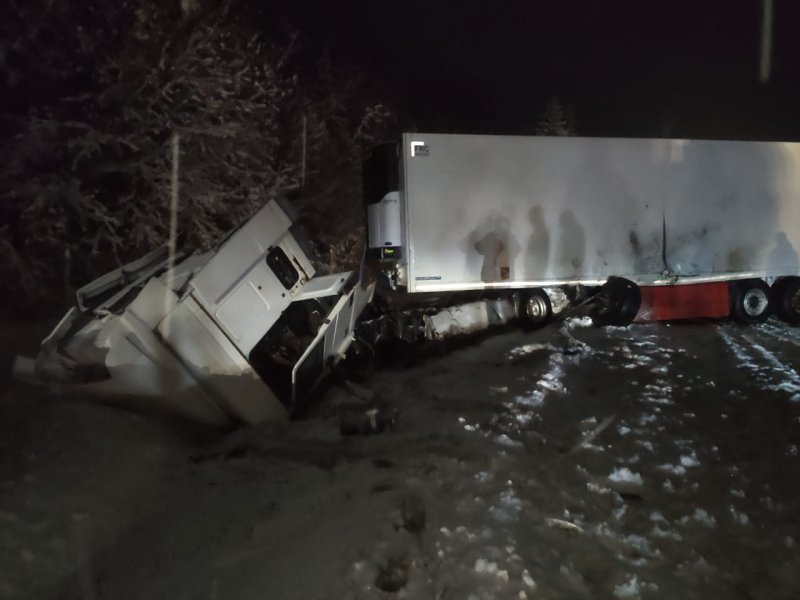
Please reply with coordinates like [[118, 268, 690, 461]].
[[535, 97, 574, 136], [0, 0, 394, 313]]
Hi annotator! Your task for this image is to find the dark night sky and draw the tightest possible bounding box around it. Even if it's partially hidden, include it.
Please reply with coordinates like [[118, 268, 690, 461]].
[[288, 0, 800, 140]]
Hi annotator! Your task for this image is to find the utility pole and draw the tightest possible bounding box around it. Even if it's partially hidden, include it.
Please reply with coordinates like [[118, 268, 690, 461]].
[[759, 0, 773, 83]]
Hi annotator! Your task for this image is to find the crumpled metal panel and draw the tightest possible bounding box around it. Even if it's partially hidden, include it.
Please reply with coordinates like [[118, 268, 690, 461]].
[[423, 298, 516, 340]]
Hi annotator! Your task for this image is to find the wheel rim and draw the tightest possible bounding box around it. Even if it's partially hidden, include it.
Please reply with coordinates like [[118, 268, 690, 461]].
[[525, 295, 549, 323], [742, 288, 769, 317]]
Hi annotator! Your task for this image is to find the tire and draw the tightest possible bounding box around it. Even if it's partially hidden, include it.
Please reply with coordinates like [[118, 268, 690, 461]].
[[772, 277, 800, 325], [590, 277, 641, 327], [730, 278, 770, 324], [520, 288, 552, 329]]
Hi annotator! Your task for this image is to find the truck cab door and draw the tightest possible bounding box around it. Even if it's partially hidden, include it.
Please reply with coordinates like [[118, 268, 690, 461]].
[[291, 281, 375, 412]]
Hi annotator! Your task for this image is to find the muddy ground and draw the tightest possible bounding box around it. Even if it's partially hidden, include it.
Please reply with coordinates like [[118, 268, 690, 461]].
[[1, 318, 799, 599]]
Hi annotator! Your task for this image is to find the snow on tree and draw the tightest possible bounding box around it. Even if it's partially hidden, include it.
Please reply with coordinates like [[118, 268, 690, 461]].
[[535, 97, 575, 136], [0, 0, 394, 314]]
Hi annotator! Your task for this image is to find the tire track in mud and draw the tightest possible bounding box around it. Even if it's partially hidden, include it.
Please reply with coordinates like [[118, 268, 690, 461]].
[[410, 326, 594, 599], [342, 328, 597, 600], [716, 325, 800, 401], [544, 323, 792, 600], [756, 320, 800, 345], [487, 324, 715, 598], [347, 323, 800, 599]]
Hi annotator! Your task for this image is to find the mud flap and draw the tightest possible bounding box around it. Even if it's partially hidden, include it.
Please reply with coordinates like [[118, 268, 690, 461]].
[[291, 282, 375, 412]]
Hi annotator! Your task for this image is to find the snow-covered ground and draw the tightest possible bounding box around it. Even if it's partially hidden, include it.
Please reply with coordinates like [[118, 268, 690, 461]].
[[1, 319, 800, 599]]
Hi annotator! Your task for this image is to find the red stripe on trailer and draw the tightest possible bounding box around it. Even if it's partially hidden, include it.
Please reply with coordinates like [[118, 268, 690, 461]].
[[635, 282, 730, 322]]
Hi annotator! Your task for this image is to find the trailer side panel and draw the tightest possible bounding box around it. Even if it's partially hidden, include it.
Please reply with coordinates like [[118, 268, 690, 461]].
[[400, 134, 800, 292]]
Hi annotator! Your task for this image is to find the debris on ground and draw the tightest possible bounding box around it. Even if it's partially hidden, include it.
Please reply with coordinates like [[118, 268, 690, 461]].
[[3, 320, 800, 599]]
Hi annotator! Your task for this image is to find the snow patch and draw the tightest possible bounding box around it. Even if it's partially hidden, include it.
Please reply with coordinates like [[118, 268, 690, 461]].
[[637, 414, 657, 426], [651, 524, 683, 541], [614, 575, 641, 598], [658, 463, 687, 476], [679, 453, 701, 468], [489, 488, 522, 523], [494, 434, 523, 448], [587, 482, 613, 495], [729, 505, 750, 525], [507, 343, 556, 358], [641, 395, 673, 406], [513, 390, 545, 408], [566, 316, 593, 329], [474, 471, 494, 483], [521, 569, 537, 590], [614, 575, 658, 597], [679, 508, 716, 528], [608, 467, 643, 486]]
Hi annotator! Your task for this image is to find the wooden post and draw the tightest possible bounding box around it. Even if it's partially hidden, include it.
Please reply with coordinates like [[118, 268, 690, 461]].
[[759, 0, 773, 83]]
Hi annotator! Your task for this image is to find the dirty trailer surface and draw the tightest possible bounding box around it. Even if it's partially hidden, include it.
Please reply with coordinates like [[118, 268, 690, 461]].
[[2, 321, 800, 599]]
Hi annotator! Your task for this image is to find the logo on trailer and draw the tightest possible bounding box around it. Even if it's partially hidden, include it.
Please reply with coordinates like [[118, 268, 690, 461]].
[[410, 141, 430, 157]]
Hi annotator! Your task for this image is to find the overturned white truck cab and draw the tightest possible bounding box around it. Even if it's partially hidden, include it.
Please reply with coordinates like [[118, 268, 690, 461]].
[[14, 200, 374, 427], [365, 133, 800, 327]]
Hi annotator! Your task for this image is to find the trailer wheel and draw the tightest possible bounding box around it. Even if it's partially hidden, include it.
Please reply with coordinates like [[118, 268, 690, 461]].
[[772, 277, 800, 325], [730, 279, 770, 324], [590, 277, 641, 327], [520, 288, 552, 329]]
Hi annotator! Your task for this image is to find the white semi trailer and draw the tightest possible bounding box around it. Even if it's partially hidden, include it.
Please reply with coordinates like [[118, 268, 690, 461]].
[[365, 133, 800, 326]]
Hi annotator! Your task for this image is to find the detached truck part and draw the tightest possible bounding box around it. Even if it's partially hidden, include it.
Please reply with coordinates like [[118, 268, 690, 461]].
[[365, 133, 800, 326], [13, 199, 374, 427]]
